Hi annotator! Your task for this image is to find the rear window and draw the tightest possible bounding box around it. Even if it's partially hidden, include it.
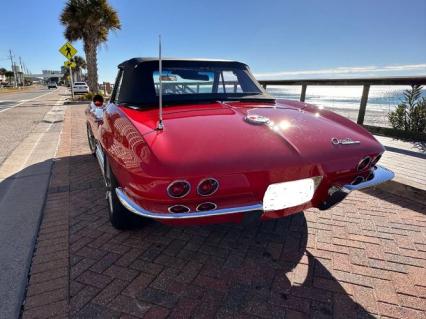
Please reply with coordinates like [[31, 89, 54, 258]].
[[74, 82, 86, 85], [152, 68, 258, 96]]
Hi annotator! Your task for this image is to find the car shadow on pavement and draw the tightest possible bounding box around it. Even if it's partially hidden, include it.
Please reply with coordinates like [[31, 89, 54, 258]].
[[361, 188, 426, 214], [11, 155, 375, 318], [198, 213, 376, 318]]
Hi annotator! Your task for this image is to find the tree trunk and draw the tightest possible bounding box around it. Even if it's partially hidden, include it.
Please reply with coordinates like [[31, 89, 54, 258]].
[[84, 40, 98, 93]]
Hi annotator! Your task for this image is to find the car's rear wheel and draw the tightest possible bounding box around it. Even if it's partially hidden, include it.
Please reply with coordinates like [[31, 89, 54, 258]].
[[86, 123, 96, 156], [104, 157, 137, 230]]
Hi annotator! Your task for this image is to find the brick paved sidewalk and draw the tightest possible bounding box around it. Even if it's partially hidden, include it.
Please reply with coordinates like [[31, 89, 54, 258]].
[[22, 106, 426, 319]]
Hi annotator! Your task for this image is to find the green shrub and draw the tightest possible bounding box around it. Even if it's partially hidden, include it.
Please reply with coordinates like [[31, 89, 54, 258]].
[[73, 92, 93, 101], [84, 92, 94, 101], [388, 85, 426, 133]]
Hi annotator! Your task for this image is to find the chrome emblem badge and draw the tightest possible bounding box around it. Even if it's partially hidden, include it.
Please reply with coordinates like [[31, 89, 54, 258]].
[[245, 114, 270, 125], [331, 137, 361, 145]]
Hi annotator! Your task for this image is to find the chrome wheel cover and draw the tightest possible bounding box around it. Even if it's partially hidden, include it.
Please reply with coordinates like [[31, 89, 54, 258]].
[[104, 164, 113, 217], [87, 125, 96, 152]]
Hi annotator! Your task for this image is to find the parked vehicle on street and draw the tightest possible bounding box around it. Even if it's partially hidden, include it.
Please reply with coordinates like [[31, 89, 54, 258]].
[[47, 81, 58, 89], [73, 81, 89, 94], [86, 58, 394, 229]]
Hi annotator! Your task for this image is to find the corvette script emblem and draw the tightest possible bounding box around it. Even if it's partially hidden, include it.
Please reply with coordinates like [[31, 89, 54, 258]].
[[331, 137, 360, 145]]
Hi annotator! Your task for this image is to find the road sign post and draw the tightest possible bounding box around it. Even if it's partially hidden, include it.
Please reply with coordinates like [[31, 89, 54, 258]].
[[59, 42, 78, 100], [64, 60, 76, 100], [69, 65, 74, 100]]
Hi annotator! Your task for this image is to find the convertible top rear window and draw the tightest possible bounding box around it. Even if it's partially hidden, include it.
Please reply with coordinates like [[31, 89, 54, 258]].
[[153, 67, 261, 96], [115, 59, 273, 106]]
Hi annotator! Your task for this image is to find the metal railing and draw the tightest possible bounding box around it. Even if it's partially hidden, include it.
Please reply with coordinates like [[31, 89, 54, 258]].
[[258, 76, 426, 125]]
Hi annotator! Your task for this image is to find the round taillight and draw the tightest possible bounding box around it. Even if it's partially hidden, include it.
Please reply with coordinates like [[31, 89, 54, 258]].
[[167, 180, 191, 198], [196, 202, 217, 211], [357, 156, 371, 171], [168, 205, 190, 214], [371, 154, 382, 166], [197, 178, 219, 196], [351, 176, 365, 185], [366, 171, 374, 181]]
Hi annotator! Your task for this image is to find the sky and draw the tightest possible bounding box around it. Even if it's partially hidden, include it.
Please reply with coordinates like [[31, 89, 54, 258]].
[[0, 0, 425, 82]]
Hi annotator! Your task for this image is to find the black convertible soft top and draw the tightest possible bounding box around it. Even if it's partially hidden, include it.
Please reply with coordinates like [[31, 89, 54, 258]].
[[115, 58, 273, 106], [118, 57, 248, 70]]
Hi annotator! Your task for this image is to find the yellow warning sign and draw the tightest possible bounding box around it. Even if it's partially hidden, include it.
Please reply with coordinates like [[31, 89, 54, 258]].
[[59, 42, 77, 60], [64, 60, 76, 68]]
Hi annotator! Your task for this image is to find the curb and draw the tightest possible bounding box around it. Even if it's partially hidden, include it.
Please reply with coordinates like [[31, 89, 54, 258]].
[[64, 101, 88, 105]]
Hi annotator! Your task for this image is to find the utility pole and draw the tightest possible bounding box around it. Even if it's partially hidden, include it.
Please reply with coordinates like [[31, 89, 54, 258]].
[[9, 49, 18, 87], [19, 56, 24, 85]]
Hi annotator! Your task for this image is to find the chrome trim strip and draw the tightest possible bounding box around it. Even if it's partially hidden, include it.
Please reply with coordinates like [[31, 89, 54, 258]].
[[115, 187, 263, 220], [342, 165, 394, 193]]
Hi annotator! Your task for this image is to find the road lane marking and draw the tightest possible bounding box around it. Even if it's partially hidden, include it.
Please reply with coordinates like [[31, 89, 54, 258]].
[[20, 97, 67, 169], [0, 88, 59, 113], [0, 95, 66, 180]]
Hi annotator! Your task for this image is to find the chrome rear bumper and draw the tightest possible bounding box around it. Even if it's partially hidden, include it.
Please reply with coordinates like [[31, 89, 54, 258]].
[[341, 165, 394, 193], [319, 165, 394, 210], [115, 188, 263, 220], [115, 165, 394, 219]]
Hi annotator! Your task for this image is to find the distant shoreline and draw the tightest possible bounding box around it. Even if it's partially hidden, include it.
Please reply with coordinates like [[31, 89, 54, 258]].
[[266, 85, 426, 128]]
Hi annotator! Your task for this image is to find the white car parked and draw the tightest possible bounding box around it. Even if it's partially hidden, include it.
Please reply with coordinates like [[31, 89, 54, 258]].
[[73, 82, 89, 94]]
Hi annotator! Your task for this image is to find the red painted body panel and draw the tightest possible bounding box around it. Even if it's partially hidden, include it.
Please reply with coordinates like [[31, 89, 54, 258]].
[[87, 98, 383, 225]]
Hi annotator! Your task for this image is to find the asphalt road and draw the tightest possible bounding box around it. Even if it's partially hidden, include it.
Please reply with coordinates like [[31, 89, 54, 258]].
[[0, 86, 66, 165], [0, 86, 55, 111]]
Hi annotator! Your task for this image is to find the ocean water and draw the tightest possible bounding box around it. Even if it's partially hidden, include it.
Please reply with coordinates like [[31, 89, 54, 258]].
[[265, 85, 425, 127]]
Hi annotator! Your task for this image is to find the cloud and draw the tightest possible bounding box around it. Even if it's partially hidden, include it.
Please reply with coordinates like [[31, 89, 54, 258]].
[[254, 64, 426, 79]]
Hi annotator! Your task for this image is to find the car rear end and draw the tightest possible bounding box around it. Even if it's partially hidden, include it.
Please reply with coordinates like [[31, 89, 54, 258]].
[[73, 82, 89, 94], [47, 81, 57, 89], [98, 58, 395, 228]]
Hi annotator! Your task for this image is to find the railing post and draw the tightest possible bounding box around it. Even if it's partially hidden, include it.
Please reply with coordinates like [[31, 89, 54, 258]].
[[357, 84, 370, 125], [300, 84, 307, 102], [262, 83, 267, 89]]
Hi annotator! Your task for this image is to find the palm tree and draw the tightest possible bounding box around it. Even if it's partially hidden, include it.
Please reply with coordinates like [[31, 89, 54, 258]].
[[60, 0, 120, 92], [5, 71, 15, 83], [73, 55, 87, 81]]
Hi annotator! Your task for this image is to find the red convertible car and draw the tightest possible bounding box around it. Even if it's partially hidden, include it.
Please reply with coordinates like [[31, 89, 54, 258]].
[[86, 58, 394, 229]]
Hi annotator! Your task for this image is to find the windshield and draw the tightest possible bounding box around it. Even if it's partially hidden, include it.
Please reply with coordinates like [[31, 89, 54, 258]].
[[115, 60, 274, 106], [153, 67, 262, 97]]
